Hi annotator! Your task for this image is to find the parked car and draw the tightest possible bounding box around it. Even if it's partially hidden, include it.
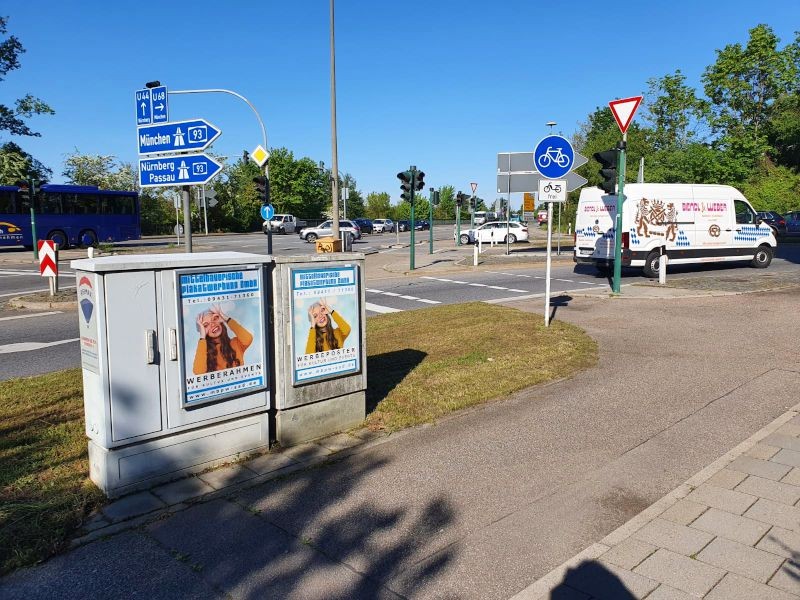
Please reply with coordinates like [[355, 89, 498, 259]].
[[785, 211, 800, 234], [352, 218, 373, 234], [756, 211, 787, 236], [397, 220, 411, 232], [455, 221, 529, 245], [298, 220, 361, 243], [262, 214, 306, 234], [415, 220, 430, 231], [372, 218, 394, 233]]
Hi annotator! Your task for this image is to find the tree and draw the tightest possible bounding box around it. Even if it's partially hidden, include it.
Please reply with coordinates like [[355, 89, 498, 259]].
[[643, 70, 710, 150], [268, 148, 328, 218], [702, 25, 799, 153], [365, 192, 391, 219], [62, 151, 136, 190], [0, 17, 54, 138], [0, 141, 51, 184], [434, 185, 455, 220], [340, 173, 364, 218], [767, 93, 800, 169]]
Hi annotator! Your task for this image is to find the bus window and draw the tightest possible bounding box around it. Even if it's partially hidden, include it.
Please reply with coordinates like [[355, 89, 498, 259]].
[[0, 190, 14, 213], [40, 192, 62, 214], [70, 193, 98, 214]]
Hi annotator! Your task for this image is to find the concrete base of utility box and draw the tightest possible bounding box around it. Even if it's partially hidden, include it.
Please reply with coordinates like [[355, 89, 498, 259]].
[[89, 414, 269, 498], [275, 391, 365, 446]]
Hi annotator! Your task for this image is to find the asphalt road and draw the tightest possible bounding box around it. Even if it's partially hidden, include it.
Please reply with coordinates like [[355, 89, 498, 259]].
[[1, 237, 798, 381]]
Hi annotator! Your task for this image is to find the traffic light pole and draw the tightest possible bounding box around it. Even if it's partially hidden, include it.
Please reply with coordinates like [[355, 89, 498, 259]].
[[409, 169, 416, 271], [429, 188, 434, 255], [612, 137, 627, 293], [456, 201, 462, 246]]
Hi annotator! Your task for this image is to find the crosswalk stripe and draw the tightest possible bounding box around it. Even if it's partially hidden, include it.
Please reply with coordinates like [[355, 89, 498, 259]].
[[365, 302, 402, 314]]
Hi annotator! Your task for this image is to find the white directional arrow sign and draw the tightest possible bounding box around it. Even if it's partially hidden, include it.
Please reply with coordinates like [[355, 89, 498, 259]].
[[497, 151, 588, 193]]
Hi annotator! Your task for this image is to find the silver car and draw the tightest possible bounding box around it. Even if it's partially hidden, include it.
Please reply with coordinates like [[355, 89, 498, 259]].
[[372, 218, 394, 233], [298, 220, 362, 243]]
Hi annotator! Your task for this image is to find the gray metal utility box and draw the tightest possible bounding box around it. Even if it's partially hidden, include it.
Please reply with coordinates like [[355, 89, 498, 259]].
[[270, 254, 367, 444], [72, 252, 272, 497]]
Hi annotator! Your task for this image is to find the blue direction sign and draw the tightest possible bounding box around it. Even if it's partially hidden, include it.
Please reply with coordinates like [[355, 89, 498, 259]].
[[135, 88, 152, 125], [137, 119, 222, 155], [150, 85, 169, 123], [139, 154, 222, 188], [260, 204, 275, 221], [534, 135, 574, 179]]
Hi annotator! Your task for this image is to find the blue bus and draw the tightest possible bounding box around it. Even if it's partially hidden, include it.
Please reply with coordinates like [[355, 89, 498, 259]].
[[0, 184, 140, 249]]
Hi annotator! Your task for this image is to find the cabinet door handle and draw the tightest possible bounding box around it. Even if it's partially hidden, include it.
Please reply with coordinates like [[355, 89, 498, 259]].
[[168, 328, 178, 361], [145, 330, 157, 364]]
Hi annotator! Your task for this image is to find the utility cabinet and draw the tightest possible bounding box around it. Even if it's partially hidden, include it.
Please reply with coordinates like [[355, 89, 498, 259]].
[[270, 254, 367, 445], [72, 252, 272, 497]]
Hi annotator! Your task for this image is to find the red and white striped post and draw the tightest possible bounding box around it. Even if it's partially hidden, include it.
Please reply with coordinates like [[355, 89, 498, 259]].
[[38, 240, 58, 295]]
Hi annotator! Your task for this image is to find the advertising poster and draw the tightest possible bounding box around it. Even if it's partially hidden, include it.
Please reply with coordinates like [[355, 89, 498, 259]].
[[76, 272, 100, 374], [178, 268, 266, 406], [291, 265, 361, 384]]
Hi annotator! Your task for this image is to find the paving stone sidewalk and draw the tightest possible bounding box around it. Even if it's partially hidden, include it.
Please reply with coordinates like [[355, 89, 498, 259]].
[[513, 409, 800, 600]]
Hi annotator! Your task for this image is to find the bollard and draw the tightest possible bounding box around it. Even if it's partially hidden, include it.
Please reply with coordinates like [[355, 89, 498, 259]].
[[659, 248, 667, 285], [87, 247, 95, 259], [473, 242, 478, 266]]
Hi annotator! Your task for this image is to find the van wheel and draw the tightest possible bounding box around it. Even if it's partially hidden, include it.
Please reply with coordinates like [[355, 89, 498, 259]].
[[643, 250, 662, 278], [751, 245, 773, 268]]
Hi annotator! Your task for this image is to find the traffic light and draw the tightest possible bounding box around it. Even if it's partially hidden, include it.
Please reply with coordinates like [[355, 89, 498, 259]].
[[397, 170, 412, 202], [412, 170, 425, 191], [593, 149, 619, 194], [469, 196, 476, 211], [432, 191, 440, 206], [253, 176, 270, 204], [455, 191, 465, 207]]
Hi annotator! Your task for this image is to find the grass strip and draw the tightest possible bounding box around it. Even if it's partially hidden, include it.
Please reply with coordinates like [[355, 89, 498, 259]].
[[0, 302, 597, 574]]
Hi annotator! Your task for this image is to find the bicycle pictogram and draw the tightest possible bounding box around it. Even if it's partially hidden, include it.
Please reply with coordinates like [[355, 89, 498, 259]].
[[543, 182, 562, 193], [537, 147, 571, 170]]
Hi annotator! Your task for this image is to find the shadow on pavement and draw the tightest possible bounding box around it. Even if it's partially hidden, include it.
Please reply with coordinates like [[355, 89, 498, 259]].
[[549, 295, 573, 322], [548, 560, 637, 599]]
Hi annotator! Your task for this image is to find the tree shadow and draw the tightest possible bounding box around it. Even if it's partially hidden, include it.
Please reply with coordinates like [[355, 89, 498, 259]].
[[366, 349, 427, 414], [548, 560, 637, 599]]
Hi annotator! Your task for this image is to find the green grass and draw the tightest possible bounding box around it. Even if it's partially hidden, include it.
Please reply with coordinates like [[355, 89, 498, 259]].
[[0, 302, 597, 574], [0, 369, 105, 575], [365, 302, 597, 431]]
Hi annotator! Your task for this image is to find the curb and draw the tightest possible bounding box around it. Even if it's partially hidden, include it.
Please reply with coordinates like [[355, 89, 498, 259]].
[[509, 401, 800, 600], [7, 296, 77, 310]]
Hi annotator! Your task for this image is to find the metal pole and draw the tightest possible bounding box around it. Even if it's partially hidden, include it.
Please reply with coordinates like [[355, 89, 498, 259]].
[[506, 188, 511, 256], [202, 185, 208, 235], [30, 207, 39, 262], [544, 201, 554, 327], [429, 188, 434, 255], [557, 202, 561, 255], [410, 166, 416, 271], [612, 134, 627, 293], [456, 202, 461, 245], [329, 0, 340, 241], [182, 186, 192, 253]]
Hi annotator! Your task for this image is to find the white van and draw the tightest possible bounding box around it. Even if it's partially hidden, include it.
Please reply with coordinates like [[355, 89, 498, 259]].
[[573, 184, 776, 277]]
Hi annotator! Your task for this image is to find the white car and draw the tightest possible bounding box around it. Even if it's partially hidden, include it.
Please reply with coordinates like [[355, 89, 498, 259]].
[[455, 221, 529, 245], [373, 218, 394, 233]]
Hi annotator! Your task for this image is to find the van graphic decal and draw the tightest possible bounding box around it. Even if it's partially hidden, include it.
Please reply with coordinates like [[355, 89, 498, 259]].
[[635, 198, 681, 242], [734, 226, 771, 243], [709, 224, 721, 237]]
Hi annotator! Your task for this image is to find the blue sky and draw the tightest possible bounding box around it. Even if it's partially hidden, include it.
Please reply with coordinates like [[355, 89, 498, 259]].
[[3, 1, 799, 210]]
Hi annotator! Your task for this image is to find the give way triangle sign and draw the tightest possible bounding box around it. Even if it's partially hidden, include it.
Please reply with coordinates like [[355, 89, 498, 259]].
[[609, 96, 643, 134]]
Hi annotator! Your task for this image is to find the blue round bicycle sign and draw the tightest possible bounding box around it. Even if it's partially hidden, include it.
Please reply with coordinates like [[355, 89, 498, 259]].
[[534, 135, 574, 179]]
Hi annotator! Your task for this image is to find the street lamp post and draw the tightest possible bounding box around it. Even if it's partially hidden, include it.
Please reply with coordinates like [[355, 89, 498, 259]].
[[329, 0, 341, 242]]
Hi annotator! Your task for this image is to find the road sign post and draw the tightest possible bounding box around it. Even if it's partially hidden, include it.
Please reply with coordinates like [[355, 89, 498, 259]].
[[607, 96, 642, 294]]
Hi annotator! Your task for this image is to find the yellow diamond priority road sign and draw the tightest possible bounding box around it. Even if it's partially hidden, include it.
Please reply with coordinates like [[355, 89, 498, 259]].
[[250, 145, 269, 167]]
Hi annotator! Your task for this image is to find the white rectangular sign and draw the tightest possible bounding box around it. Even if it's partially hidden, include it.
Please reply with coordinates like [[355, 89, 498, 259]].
[[538, 179, 567, 203]]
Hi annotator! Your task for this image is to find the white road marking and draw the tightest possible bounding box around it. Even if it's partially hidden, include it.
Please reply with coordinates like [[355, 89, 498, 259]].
[[0, 285, 76, 298], [0, 338, 79, 354], [417, 298, 439, 304], [0, 311, 61, 322], [0, 269, 74, 277], [365, 302, 402, 314], [366, 288, 441, 305], [468, 283, 487, 287], [420, 275, 527, 294], [382, 292, 401, 297], [488, 270, 606, 286], [399, 295, 419, 300]]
